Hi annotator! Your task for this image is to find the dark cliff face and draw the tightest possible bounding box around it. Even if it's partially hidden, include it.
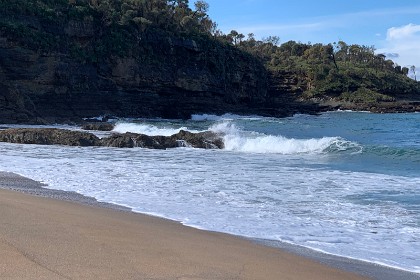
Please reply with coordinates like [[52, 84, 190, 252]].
[[0, 14, 271, 124]]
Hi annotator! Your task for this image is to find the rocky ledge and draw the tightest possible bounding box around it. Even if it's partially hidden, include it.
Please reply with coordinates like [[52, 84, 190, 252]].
[[0, 128, 224, 149], [318, 100, 420, 114]]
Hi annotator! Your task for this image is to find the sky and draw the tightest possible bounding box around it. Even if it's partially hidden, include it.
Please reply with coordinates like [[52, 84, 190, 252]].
[[200, 0, 420, 78]]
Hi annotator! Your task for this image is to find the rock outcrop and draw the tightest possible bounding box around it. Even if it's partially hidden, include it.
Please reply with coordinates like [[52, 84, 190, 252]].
[[0, 128, 101, 146], [100, 130, 223, 149], [0, 128, 224, 149]]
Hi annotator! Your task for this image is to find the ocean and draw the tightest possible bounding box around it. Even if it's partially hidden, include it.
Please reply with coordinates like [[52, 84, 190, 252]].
[[0, 111, 419, 273]]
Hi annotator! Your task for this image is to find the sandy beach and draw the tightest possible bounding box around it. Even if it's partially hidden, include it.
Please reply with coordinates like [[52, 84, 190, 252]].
[[1, 172, 419, 280], [0, 174, 372, 280]]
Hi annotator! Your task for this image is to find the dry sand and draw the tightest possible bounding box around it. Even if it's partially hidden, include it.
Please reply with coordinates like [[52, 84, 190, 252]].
[[0, 188, 369, 280]]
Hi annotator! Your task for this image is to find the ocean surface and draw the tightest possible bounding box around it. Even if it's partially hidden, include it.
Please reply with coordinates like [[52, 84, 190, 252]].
[[0, 111, 419, 273]]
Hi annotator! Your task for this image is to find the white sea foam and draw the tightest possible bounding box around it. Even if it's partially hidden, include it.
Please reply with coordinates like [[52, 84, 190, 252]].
[[112, 122, 200, 136]]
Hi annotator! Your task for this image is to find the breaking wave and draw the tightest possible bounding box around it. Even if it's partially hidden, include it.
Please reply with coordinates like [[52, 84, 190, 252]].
[[210, 122, 361, 154]]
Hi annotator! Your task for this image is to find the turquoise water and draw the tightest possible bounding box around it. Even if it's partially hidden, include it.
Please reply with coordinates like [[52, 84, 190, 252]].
[[0, 111, 419, 272], [272, 112, 420, 177]]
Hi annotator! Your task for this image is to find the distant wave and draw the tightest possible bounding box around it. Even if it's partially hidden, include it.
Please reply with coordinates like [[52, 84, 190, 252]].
[[364, 145, 420, 160], [210, 122, 361, 154], [191, 113, 263, 121]]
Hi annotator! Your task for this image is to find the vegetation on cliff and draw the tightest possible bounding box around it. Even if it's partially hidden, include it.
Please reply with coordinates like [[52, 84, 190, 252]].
[[0, 0, 219, 60], [224, 32, 420, 106]]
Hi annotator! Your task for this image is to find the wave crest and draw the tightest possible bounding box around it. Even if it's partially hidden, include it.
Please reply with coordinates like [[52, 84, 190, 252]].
[[112, 120, 361, 155], [211, 122, 360, 154]]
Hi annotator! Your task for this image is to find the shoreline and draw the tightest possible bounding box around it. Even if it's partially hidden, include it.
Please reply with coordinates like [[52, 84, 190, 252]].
[[1, 171, 419, 280]]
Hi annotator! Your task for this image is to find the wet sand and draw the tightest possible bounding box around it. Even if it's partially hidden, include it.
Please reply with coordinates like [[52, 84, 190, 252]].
[[0, 172, 418, 280]]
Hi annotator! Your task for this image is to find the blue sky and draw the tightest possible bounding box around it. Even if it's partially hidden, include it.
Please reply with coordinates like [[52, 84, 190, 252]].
[[200, 0, 420, 77]]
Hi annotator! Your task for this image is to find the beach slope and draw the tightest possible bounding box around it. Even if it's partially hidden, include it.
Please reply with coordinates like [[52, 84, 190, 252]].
[[0, 188, 368, 280]]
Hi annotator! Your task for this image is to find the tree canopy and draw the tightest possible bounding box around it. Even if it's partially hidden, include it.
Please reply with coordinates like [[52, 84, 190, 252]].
[[218, 31, 420, 101]]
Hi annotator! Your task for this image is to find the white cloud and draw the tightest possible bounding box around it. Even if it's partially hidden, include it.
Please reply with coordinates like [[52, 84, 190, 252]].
[[377, 23, 420, 79], [387, 23, 420, 40]]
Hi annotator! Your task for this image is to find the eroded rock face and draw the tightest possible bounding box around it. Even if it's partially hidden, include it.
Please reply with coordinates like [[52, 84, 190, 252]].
[[0, 18, 270, 124], [0, 128, 224, 149]]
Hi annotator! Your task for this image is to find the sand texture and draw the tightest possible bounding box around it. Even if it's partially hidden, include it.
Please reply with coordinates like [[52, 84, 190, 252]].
[[0, 188, 370, 280]]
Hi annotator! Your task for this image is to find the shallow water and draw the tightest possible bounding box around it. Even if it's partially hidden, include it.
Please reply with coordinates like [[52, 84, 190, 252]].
[[0, 112, 419, 272]]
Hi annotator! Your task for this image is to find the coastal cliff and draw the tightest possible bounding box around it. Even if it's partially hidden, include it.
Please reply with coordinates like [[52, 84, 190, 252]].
[[0, 33, 272, 123], [0, 0, 419, 124]]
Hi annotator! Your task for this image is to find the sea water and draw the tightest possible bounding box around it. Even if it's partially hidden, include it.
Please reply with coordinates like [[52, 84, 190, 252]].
[[0, 112, 419, 272]]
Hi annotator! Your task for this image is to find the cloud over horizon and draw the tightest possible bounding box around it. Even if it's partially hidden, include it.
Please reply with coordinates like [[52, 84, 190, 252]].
[[377, 23, 420, 79]]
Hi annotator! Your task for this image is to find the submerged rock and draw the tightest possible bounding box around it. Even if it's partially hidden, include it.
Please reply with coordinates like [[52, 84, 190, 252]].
[[171, 130, 224, 149], [0, 128, 224, 149]]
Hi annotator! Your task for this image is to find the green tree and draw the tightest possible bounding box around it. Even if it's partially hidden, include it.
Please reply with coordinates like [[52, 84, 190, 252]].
[[262, 36, 280, 46], [228, 30, 239, 45], [194, 0, 209, 16]]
